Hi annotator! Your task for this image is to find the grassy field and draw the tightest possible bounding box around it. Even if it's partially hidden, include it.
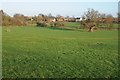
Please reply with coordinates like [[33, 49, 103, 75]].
[[2, 25, 118, 78], [63, 22, 82, 28], [63, 22, 119, 29]]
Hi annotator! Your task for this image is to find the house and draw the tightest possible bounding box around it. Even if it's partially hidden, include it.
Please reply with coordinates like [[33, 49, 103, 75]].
[[49, 18, 56, 22], [76, 17, 86, 22], [26, 17, 33, 21], [64, 18, 69, 22], [38, 14, 44, 18], [76, 17, 83, 22], [47, 17, 56, 22], [57, 16, 64, 22]]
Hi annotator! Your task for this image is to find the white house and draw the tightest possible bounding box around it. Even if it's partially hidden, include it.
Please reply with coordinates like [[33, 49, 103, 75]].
[[76, 17, 86, 22], [49, 18, 56, 22], [76, 17, 83, 22]]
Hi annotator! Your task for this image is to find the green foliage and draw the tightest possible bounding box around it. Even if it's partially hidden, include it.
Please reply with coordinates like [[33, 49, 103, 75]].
[[2, 26, 118, 78]]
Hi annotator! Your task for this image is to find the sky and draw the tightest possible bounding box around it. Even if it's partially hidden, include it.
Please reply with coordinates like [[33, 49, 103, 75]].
[[0, 0, 119, 17], [1, 0, 119, 2]]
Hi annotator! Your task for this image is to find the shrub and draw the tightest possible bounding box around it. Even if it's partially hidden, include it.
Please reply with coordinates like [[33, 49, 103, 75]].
[[36, 22, 48, 27], [50, 23, 54, 27], [50, 22, 64, 27]]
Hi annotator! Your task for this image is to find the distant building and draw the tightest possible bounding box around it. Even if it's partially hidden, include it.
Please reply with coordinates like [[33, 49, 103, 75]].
[[46, 17, 57, 22], [64, 18, 69, 22], [57, 16, 64, 22], [26, 17, 34, 21], [75, 17, 86, 22], [76, 17, 83, 22], [49, 18, 56, 22]]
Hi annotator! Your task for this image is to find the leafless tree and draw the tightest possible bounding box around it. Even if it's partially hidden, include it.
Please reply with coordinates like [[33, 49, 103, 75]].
[[83, 8, 101, 32]]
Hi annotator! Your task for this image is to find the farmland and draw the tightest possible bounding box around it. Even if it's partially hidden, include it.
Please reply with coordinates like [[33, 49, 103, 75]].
[[2, 25, 119, 78]]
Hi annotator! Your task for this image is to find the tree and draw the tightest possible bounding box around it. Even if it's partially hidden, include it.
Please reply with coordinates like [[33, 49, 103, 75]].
[[104, 14, 114, 29], [1, 10, 27, 26], [38, 13, 44, 17], [83, 8, 101, 32], [50, 22, 64, 27], [48, 13, 52, 17], [1, 10, 14, 26], [56, 14, 61, 18], [13, 13, 27, 26], [36, 22, 47, 27], [37, 13, 46, 22], [81, 16, 87, 28]]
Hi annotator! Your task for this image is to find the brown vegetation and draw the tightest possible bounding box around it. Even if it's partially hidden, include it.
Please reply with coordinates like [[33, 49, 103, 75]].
[[0, 10, 27, 26]]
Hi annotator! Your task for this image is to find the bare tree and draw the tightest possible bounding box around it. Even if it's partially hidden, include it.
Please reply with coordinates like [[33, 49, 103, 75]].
[[38, 13, 44, 17], [48, 13, 52, 17], [83, 8, 101, 32], [56, 14, 61, 18]]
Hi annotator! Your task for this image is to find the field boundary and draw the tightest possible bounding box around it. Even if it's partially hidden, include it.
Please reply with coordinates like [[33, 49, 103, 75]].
[[58, 26, 120, 31]]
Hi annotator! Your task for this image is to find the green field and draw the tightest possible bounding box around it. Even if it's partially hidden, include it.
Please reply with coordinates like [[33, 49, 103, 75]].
[[63, 22, 119, 29], [2, 25, 118, 78], [63, 22, 81, 27]]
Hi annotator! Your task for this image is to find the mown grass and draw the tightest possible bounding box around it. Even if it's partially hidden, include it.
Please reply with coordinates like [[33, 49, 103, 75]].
[[2, 26, 118, 78]]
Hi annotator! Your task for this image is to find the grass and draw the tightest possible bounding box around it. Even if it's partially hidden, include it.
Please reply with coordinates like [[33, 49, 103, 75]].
[[98, 24, 119, 29], [2, 26, 119, 78], [63, 22, 82, 28], [63, 22, 119, 29]]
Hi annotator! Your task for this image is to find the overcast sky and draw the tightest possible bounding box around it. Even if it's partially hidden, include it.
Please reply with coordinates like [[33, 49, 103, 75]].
[[0, 0, 119, 17]]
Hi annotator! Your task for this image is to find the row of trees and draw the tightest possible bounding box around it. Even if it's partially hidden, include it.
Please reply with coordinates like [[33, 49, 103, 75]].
[[0, 10, 27, 26], [0, 9, 119, 32], [0, 10, 66, 27], [36, 13, 65, 27]]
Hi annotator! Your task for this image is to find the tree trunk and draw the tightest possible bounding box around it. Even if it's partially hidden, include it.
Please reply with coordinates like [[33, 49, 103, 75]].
[[88, 27, 94, 32]]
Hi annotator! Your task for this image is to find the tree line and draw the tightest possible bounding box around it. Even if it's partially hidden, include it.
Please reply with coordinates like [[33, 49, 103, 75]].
[[0, 10, 66, 27], [0, 9, 119, 32], [0, 10, 27, 26]]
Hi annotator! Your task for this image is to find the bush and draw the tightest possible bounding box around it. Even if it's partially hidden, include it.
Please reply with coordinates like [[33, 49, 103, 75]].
[[1, 10, 27, 26], [50, 22, 64, 27], [50, 23, 54, 27], [36, 22, 48, 27]]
